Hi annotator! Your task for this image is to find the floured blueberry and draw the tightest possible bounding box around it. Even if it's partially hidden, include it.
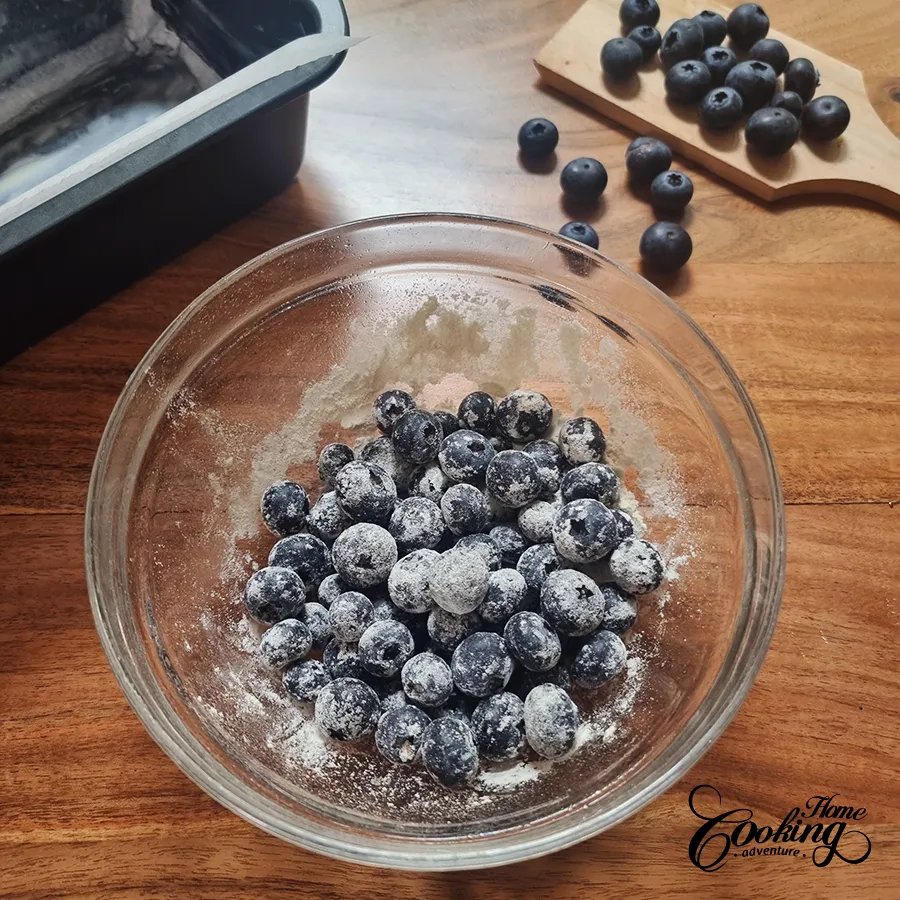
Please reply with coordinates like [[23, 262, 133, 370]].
[[510, 661, 573, 698], [560, 463, 619, 505], [408, 462, 452, 503], [602, 585, 638, 634], [471, 692, 526, 761], [392, 409, 443, 464], [307, 491, 352, 544], [485, 450, 542, 508], [524, 683, 579, 759], [427, 607, 480, 655], [516, 543, 562, 598], [522, 439, 566, 498], [334, 460, 397, 524], [558, 416, 606, 465], [373, 389, 416, 435], [489, 525, 530, 567], [283, 659, 330, 702], [299, 601, 331, 649], [553, 498, 618, 564], [260, 480, 309, 537], [315, 677, 380, 741], [359, 620, 416, 678], [389, 497, 444, 551], [388, 548, 440, 614], [429, 546, 490, 614], [268, 534, 333, 590], [612, 509, 636, 545], [504, 611, 562, 672], [244, 565, 306, 624], [317, 443, 354, 488], [433, 410, 460, 436], [421, 717, 479, 787], [495, 390, 553, 442], [457, 391, 497, 435], [323, 639, 365, 680], [376, 705, 431, 764], [438, 429, 496, 483], [259, 618, 313, 667], [401, 651, 454, 707], [518, 499, 559, 544], [572, 630, 628, 688], [316, 573, 348, 607], [455, 533, 501, 572], [451, 632, 515, 697], [609, 538, 664, 594], [359, 437, 415, 492], [541, 569, 607, 636], [441, 483, 489, 536], [332, 522, 398, 589], [328, 591, 375, 642], [480, 568, 528, 626]]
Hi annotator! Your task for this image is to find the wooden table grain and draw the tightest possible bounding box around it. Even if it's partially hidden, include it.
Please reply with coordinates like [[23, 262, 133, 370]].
[[2, 0, 899, 896]]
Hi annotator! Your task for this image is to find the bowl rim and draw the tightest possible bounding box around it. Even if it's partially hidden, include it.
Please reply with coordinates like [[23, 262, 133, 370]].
[[85, 211, 786, 870]]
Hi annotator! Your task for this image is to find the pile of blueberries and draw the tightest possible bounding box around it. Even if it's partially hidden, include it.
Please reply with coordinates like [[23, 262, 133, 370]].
[[243, 389, 665, 788]]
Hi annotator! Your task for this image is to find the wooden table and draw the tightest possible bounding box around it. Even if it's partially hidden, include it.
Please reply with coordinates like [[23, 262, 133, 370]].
[[2, 0, 899, 895]]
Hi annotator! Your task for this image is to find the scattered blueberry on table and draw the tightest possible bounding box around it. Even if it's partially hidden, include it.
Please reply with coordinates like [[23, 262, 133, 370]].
[[517, 117, 560, 158], [650, 170, 694, 214], [560, 157, 609, 203], [639, 221, 693, 273]]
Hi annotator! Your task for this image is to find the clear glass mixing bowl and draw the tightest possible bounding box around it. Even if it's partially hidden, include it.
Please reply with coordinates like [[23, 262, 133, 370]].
[[86, 213, 785, 870]]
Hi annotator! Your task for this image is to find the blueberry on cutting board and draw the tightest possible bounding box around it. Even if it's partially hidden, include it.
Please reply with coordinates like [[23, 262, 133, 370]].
[[659, 18, 704, 70], [699, 87, 744, 130], [745, 107, 801, 155], [726, 2, 770, 50], [601, 37, 643, 81], [803, 96, 851, 141], [618, 0, 660, 30]]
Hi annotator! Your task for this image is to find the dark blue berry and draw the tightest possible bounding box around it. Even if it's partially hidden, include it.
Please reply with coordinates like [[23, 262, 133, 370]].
[[323, 638, 365, 679], [480, 568, 528, 625], [359, 437, 414, 492], [371, 599, 429, 650], [522, 439, 566, 498], [770, 90, 804, 118], [332, 522, 397, 589], [559, 416, 606, 466], [784, 58, 819, 104], [523, 684, 579, 759], [440, 483, 489, 536], [433, 692, 476, 725], [283, 659, 330, 702], [602, 585, 638, 634], [307, 490, 352, 544], [259, 618, 312, 667], [429, 546, 489, 614], [334, 460, 397, 524], [438, 429, 496, 483], [471, 692, 526, 761], [625, 136, 672, 183], [803, 96, 850, 141], [456, 533, 502, 571], [665, 60, 712, 103], [401, 651, 453, 707], [559, 221, 599, 249], [389, 497, 444, 552], [377, 680, 409, 716], [451, 631, 514, 697], [725, 60, 777, 112], [619, 0, 659, 29], [485, 450, 542, 509], [572, 630, 628, 688], [388, 548, 440, 613], [392, 410, 443, 464], [693, 10, 727, 47], [244, 565, 306, 624], [375, 705, 431, 764], [372, 389, 415, 434], [746, 106, 800, 155], [609, 537, 664, 594], [749, 37, 789, 75], [457, 391, 496, 435], [433, 410, 460, 437], [560, 158, 608, 202], [408, 462, 451, 503], [701, 46, 737, 86], [560, 462, 619, 505], [328, 591, 375, 642], [516, 543, 562, 598], [496, 390, 553, 442], [490, 435, 514, 453], [612, 509, 636, 544], [299, 601, 331, 649], [540, 569, 607, 636], [268, 533, 333, 590], [317, 443, 354, 488], [699, 87, 744, 130], [489, 526, 530, 568], [517, 500, 559, 545], [517, 118, 559, 158], [726, 2, 769, 50], [315, 676, 380, 741], [639, 221, 693, 273], [427, 607, 480, 654], [359, 620, 415, 678], [421, 717, 479, 787], [504, 611, 562, 672], [627, 25, 661, 62], [510, 661, 572, 698], [316, 573, 347, 607], [659, 18, 704, 70], [260, 480, 309, 537], [553, 498, 618, 564], [600, 38, 642, 82], [651, 170, 694, 213]]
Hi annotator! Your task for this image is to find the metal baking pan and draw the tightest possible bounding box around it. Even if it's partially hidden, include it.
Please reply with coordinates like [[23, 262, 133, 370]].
[[0, 0, 350, 362]]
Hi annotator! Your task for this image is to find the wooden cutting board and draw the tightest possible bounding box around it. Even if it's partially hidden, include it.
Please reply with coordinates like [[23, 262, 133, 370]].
[[535, 0, 900, 211]]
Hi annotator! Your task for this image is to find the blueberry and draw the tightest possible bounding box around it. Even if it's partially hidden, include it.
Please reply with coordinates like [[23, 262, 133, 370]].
[[701, 46, 738, 86], [612, 509, 636, 544], [480, 568, 529, 625], [334, 460, 397, 524], [372, 389, 416, 435], [496, 390, 553, 442], [401, 651, 454, 707], [559, 221, 600, 249], [388, 547, 440, 613], [439, 483, 489, 536], [572, 630, 628, 688], [457, 391, 496, 435], [651, 170, 694, 213], [377, 681, 409, 716], [471, 692, 526, 761], [560, 157, 608, 202], [375, 705, 431, 764], [625, 136, 672, 184], [408, 462, 452, 504], [299, 601, 331, 649], [438, 429, 496, 483], [749, 37, 789, 75], [618, 0, 659, 29], [664, 60, 712, 104], [517, 500, 559, 544], [323, 638, 365, 679], [389, 497, 444, 552], [724, 60, 777, 112], [451, 631, 515, 697], [627, 25, 661, 62], [456, 533, 502, 571], [331, 522, 398, 589], [559, 416, 606, 466], [244, 565, 306, 624], [488, 525, 530, 568], [516, 543, 562, 598], [307, 490, 352, 544], [328, 591, 375, 642], [316, 573, 347, 607], [510, 661, 573, 699], [427, 607, 480, 654], [770, 90, 804, 119], [489, 435, 514, 453], [746, 106, 800, 155], [726, 2, 769, 50], [433, 410, 460, 437], [803, 96, 851, 141], [392, 410, 443, 464], [268, 533, 333, 590], [560, 462, 619, 505], [359, 437, 415, 493], [553, 498, 618, 564], [504, 611, 562, 672], [699, 87, 744, 130], [317, 443, 354, 488], [315, 676, 380, 741], [639, 221, 693, 273], [421, 717, 479, 787], [609, 537, 664, 594], [600, 37, 643, 82], [260, 480, 309, 537], [484, 450, 543, 510], [259, 618, 313, 667], [602, 585, 638, 634], [659, 18, 705, 70], [358, 619, 415, 678], [429, 545, 490, 614], [783, 58, 819, 104], [540, 568, 607, 636], [432, 692, 476, 726], [517, 117, 560, 158], [523, 683, 579, 759], [692, 10, 727, 47], [283, 659, 330, 702]]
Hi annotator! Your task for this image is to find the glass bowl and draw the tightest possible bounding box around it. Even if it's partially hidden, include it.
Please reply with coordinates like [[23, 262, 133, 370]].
[[86, 213, 784, 870]]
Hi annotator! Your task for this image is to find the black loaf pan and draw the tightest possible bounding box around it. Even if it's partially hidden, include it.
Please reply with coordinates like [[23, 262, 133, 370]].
[[0, 0, 349, 363]]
